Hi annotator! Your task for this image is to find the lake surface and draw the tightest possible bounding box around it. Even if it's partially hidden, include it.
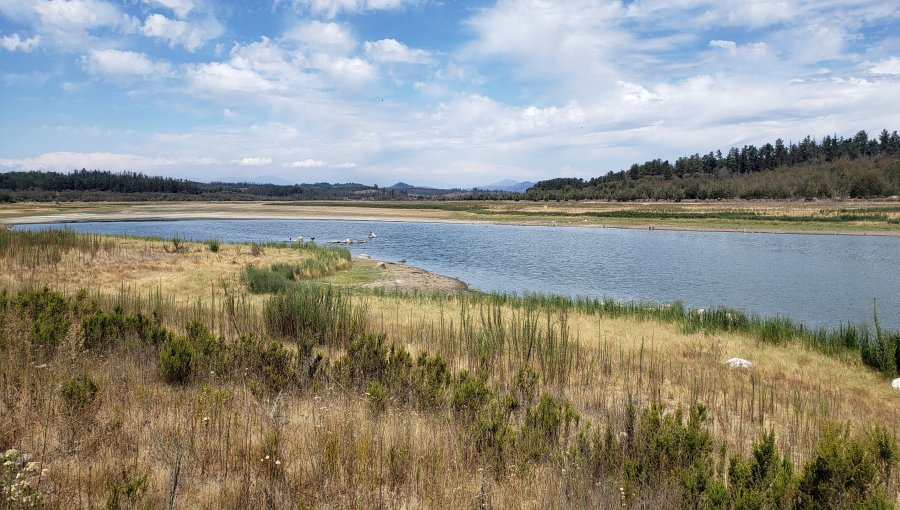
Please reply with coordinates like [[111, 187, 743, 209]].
[[14, 219, 900, 330]]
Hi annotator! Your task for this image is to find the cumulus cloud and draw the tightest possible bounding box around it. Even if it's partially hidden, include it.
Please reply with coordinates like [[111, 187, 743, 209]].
[[186, 62, 276, 94], [140, 13, 222, 51], [287, 159, 327, 168], [709, 39, 737, 53], [870, 57, 900, 75], [0, 0, 133, 49], [1, 33, 41, 52], [234, 157, 272, 166], [80, 48, 172, 79], [284, 20, 355, 55], [364, 38, 432, 64], [143, 0, 194, 19]]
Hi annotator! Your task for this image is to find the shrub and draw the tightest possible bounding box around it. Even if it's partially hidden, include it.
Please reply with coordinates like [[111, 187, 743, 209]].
[[796, 424, 895, 509], [412, 352, 450, 410], [242, 264, 295, 294], [728, 430, 796, 509], [60, 373, 99, 417], [168, 234, 188, 254], [451, 370, 492, 417], [335, 334, 412, 396], [207, 238, 221, 253], [82, 310, 170, 350], [367, 381, 386, 417], [16, 288, 71, 354], [258, 341, 294, 391], [513, 366, 538, 407], [159, 336, 193, 384], [520, 394, 579, 461]]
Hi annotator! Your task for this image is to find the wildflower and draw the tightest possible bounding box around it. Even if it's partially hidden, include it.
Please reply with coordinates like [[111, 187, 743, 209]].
[[275, 460, 281, 466], [265, 455, 270, 460]]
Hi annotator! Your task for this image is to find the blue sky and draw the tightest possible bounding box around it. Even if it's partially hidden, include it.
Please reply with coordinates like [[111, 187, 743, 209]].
[[1, 0, 899, 187]]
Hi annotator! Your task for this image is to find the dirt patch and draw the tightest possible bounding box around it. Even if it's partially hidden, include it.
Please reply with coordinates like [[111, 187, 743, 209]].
[[355, 257, 468, 293]]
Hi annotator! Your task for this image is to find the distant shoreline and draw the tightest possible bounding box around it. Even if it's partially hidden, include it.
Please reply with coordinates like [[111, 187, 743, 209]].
[[3, 200, 899, 237]]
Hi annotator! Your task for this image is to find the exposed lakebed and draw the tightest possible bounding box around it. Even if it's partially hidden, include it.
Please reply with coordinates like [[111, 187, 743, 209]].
[[14, 219, 900, 330]]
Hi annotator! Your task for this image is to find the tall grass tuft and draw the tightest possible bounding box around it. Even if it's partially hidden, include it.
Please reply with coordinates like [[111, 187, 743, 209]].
[[241, 245, 351, 293], [263, 284, 366, 347]]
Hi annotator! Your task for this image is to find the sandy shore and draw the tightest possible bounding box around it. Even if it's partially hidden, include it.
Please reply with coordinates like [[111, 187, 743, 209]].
[[2, 200, 899, 236], [354, 257, 468, 292]]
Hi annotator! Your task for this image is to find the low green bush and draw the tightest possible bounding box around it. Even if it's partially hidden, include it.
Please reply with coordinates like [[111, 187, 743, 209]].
[[60, 373, 99, 417], [159, 336, 193, 384]]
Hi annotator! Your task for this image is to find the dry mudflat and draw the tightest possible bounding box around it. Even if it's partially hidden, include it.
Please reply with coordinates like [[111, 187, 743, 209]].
[[3, 199, 900, 236]]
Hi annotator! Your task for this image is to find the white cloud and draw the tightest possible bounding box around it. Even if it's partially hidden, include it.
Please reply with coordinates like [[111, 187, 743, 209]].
[[287, 159, 327, 168], [870, 57, 900, 76], [186, 62, 276, 94], [334, 161, 357, 168], [1, 33, 41, 52], [140, 13, 222, 51], [80, 49, 172, 79], [364, 38, 432, 64], [314, 55, 377, 88], [284, 20, 355, 55], [143, 0, 194, 19], [709, 39, 737, 53], [0, 0, 129, 48], [0, 151, 217, 171], [279, 0, 410, 18], [234, 157, 272, 166], [463, 1, 630, 98]]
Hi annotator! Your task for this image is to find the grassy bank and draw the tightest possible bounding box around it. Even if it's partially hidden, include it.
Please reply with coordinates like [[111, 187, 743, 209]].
[[1, 229, 898, 508]]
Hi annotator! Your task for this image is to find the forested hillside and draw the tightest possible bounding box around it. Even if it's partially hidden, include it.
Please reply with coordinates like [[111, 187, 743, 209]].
[[0, 170, 408, 202], [527, 129, 900, 201]]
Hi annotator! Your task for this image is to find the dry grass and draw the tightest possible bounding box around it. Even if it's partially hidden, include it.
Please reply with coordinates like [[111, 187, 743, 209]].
[[1, 232, 898, 508]]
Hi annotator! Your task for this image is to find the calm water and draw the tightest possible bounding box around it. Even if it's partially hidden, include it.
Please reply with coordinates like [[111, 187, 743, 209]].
[[14, 219, 900, 330]]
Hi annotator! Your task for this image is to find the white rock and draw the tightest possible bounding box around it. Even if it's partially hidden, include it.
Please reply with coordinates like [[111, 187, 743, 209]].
[[892, 378, 900, 391], [725, 357, 753, 369], [376, 262, 386, 269], [357, 254, 372, 260]]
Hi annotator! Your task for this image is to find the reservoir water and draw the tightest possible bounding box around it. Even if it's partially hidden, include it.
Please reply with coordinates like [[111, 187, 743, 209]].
[[14, 219, 900, 330]]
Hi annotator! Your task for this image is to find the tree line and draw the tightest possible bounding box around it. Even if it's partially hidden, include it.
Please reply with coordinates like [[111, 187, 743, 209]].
[[526, 129, 900, 201], [0, 169, 402, 202]]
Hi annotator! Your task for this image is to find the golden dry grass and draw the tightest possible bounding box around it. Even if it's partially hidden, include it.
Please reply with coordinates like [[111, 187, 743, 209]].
[[1, 233, 898, 508]]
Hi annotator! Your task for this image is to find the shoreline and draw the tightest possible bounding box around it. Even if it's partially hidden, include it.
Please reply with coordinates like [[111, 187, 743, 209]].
[[5, 208, 900, 238]]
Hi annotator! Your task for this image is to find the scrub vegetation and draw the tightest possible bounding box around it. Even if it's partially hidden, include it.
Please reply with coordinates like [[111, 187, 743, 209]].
[[0, 229, 898, 508]]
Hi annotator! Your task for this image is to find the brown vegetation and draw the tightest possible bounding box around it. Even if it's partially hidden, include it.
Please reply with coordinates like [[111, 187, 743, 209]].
[[0, 230, 897, 508]]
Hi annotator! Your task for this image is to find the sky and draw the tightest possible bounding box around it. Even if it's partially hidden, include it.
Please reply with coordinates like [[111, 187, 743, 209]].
[[1, 0, 899, 188]]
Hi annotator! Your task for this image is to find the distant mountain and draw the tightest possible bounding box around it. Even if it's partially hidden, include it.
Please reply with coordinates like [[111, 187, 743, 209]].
[[389, 182, 415, 189], [476, 179, 535, 193], [245, 175, 294, 185]]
